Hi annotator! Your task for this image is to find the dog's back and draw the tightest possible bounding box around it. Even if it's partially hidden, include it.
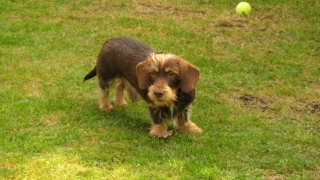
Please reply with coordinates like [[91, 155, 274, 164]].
[[84, 37, 155, 91]]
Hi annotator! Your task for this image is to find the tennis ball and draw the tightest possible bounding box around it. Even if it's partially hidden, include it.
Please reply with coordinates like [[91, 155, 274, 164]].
[[236, 2, 251, 16]]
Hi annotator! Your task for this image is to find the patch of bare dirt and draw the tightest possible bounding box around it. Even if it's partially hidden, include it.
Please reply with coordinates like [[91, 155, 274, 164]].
[[238, 94, 320, 114], [308, 102, 320, 113], [294, 100, 320, 114], [135, 3, 206, 16], [238, 94, 275, 112]]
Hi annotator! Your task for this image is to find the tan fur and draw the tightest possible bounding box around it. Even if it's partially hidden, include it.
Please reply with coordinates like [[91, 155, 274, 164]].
[[147, 84, 177, 107], [99, 78, 139, 111], [178, 59, 200, 93], [175, 119, 203, 133], [139, 53, 180, 107], [114, 79, 128, 106], [149, 121, 174, 138], [98, 88, 113, 112]]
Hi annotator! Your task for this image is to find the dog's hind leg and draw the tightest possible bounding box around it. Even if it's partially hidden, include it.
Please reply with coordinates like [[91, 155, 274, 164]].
[[98, 87, 113, 112], [98, 79, 115, 112], [114, 79, 128, 106]]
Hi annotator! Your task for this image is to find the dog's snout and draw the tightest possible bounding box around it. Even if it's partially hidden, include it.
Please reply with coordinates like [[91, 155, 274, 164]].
[[154, 90, 164, 98]]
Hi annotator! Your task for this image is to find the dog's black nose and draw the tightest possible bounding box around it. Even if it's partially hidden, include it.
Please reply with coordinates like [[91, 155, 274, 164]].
[[154, 90, 163, 98]]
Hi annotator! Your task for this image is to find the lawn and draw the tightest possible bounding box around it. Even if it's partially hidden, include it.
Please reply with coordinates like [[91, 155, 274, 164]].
[[0, 0, 319, 179]]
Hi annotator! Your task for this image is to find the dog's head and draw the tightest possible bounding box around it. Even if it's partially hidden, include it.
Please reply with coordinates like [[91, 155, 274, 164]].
[[136, 53, 199, 107]]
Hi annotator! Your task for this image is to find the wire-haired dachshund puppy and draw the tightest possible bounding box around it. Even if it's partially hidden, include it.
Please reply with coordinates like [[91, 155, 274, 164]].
[[84, 37, 202, 138]]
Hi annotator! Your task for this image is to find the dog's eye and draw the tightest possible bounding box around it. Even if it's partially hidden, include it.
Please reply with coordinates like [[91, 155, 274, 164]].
[[150, 72, 157, 78], [167, 72, 175, 78]]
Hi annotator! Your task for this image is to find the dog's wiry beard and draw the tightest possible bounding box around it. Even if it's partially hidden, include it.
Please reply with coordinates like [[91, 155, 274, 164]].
[[148, 85, 177, 107]]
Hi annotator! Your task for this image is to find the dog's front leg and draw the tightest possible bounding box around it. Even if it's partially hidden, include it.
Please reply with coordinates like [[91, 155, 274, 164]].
[[148, 106, 173, 138], [175, 107, 202, 133]]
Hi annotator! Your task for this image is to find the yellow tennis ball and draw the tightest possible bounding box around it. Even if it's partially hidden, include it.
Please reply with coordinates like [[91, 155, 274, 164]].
[[236, 2, 252, 16]]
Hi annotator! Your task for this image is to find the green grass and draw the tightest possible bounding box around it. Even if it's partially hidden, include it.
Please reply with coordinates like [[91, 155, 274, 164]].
[[1, 0, 319, 179]]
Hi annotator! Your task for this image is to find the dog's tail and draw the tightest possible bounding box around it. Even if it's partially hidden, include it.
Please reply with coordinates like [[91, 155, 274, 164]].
[[84, 66, 97, 82]]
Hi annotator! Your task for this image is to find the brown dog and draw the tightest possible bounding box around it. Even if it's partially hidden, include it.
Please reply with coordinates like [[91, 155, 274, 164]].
[[84, 37, 202, 138]]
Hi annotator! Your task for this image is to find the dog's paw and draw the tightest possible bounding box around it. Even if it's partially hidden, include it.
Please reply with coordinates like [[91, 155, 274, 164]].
[[114, 99, 128, 106], [181, 122, 203, 133], [161, 130, 174, 138], [149, 124, 173, 138], [99, 105, 113, 112], [150, 130, 173, 138]]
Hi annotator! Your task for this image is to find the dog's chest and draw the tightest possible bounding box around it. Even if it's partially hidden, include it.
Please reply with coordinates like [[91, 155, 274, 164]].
[[159, 105, 177, 119], [149, 89, 194, 124]]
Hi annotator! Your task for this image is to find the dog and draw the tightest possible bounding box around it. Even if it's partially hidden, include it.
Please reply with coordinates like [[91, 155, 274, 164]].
[[84, 37, 202, 138]]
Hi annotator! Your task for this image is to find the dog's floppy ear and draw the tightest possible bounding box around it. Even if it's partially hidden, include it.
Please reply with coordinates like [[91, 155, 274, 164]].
[[136, 60, 150, 89], [179, 59, 200, 93]]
